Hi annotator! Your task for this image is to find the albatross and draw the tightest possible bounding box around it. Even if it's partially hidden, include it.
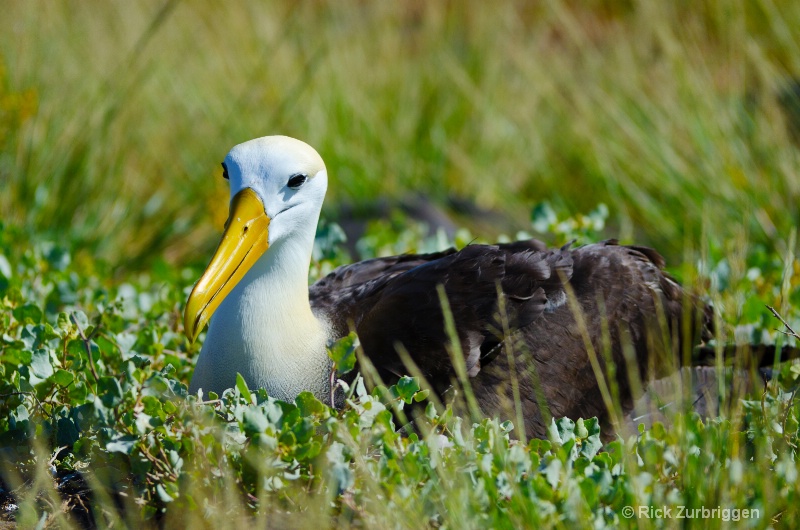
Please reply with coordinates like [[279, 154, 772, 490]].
[[184, 135, 714, 438]]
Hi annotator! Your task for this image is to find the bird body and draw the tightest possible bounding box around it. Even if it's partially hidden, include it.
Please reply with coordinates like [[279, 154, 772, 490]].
[[185, 135, 711, 438], [191, 240, 333, 402]]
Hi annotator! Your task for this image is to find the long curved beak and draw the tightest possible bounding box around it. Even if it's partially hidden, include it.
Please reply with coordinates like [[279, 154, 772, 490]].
[[184, 188, 270, 342]]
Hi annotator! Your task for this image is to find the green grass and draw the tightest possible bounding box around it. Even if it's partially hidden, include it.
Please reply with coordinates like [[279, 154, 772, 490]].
[[1, 1, 800, 528], [1, 1, 799, 268]]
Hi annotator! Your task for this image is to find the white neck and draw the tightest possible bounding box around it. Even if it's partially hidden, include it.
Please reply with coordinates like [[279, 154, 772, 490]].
[[190, 222, 332, 402]]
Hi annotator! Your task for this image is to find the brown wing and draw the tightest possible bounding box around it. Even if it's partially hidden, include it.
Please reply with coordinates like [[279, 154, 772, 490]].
[[471, 240, 713, 439], [310, 247, 458, 336], [310, 239, 713, 440], [310, 240, 572, 391]]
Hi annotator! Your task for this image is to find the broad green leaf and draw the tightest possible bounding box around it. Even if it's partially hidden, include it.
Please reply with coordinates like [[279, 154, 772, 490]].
[[544, 458, 562, 489], [53, 369, 74, 387], [106, 434, 138, 454], [242, 408, 268, 435], [395, 376, 420, 404], [56, 417, 80, 446], [71, 311, 89, 329], [98, 376, 124, 408], [30, 349, 54, 379], [295, 440, 322, 461], [13, 304, 42, 324], [296, 391, 328, 418], [327, 332, 358, 375]]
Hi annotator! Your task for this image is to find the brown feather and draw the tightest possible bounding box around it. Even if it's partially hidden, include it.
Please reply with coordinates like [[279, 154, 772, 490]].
[[309, 238, 713, 439]]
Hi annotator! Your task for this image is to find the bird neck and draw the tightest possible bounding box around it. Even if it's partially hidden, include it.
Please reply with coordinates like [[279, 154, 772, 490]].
[[198, 225, 332, 402], [259, 234, 317, 308]]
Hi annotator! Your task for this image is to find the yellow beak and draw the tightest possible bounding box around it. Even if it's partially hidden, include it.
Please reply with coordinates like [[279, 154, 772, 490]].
[[184, 188, 271, 342]]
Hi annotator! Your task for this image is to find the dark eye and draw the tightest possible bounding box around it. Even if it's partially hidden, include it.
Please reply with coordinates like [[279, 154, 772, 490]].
[[221, 162, 229, 180], [287, 173, 307, 189]]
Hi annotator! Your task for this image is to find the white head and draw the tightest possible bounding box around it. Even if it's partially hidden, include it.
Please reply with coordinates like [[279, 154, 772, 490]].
[[184, 135, 328, 341], [223, 136, 328, 246]]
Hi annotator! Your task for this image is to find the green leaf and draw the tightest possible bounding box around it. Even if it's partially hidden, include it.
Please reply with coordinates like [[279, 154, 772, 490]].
[[142, 396, 164, 418], [156, 484, 175, 503], [296, 391, 328, 418], [135, 412, 155, 434], [243, 407, 268, 435], [13, 304, 42, 324], [546, 418, 562, 444], [296, 440, 322, 461], [327, 332, 358, 375], [30, 349, 54, 379], [71, 310, 89, 330], [106, 434, 138, 454], [413, 389, 430, 402], [556, 417, 576, 442], [53, 369, 74, 387], [578, 418, 603, 458], [425, 402, 437, 420], [67, 338, 87, 363], [395, 376, 420, 404], [98, 377, 124, 408], [576, 418, 589, 439], [56, 417, 80, 446], [236, 373, 253, 404], [56, 312, 70, 332], [68, 380, 88, 402], [163, 400, 177, 414], [544, 458, 562, 489], [95, 335, 117, 357], [279, 430, 297, 446], [327, 441, 354, 493]]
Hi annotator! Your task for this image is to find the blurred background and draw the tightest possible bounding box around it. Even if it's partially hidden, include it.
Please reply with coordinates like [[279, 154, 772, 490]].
[[1, 0, 799, 272]]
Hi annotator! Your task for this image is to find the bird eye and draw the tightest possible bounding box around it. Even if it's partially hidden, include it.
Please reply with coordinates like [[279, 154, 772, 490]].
[[221, 162, 229, 180], [287, 173, 308, 189]]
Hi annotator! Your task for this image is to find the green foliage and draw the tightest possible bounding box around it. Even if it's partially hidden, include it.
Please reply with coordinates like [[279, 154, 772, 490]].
[[2, 2, 800, 268], [1, 219, 799, 528], [2, 3, 800, 525], [327, 332, 359, 377], [529, 201, 610, 246]]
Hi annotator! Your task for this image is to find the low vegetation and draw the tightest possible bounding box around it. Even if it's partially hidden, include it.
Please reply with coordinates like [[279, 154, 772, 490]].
[[1, 1, 800, 528], [1, 218, 799, 528]]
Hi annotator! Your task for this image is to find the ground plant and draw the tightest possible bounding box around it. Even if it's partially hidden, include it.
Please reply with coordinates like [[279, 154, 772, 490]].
[[1, 1, 800, 528]]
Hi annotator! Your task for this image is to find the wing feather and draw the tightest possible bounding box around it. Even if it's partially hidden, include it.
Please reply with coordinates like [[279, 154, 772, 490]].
[[310, 238, 712, 440]]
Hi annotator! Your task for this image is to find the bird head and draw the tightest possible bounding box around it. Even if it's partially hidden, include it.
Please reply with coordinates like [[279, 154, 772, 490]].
[[184, 135, 327, 342]]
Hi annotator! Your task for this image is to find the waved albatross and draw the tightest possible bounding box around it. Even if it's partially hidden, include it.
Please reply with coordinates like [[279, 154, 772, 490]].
[[184, 135, 714, 438]]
